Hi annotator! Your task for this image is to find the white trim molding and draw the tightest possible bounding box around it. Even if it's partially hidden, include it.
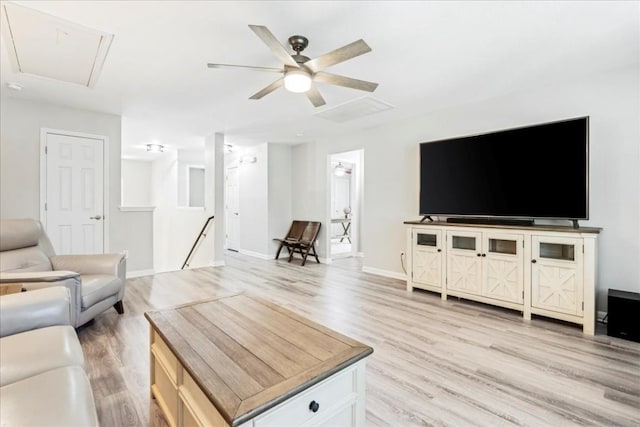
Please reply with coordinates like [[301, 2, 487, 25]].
[[362, 266, 407, 281], [211, 260, 226, 267], [239, 249, 273, 261], [126, 269, 155, 279], [119, 206, 156, 212]]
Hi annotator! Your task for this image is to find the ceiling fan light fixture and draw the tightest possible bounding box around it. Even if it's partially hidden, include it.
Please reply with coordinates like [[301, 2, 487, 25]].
[[284, 69, 311, 93]]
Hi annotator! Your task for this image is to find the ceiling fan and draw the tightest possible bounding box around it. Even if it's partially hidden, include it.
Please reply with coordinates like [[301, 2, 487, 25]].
[[207, 25, 378, 107]]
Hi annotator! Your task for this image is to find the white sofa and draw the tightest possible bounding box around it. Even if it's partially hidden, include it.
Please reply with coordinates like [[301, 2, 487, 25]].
[[0, 286, 99, 426]]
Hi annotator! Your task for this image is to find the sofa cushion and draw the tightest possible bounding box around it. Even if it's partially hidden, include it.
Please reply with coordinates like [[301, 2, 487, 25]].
[[81, 274, 121, 309], [0, 219, 43, 251], [0, 366, 98, 426], [0, 246, 52, 273], [0, 325, 85, 386]]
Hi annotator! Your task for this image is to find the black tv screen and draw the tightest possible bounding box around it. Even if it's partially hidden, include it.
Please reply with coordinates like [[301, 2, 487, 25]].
[[419, 117, 589, 220]]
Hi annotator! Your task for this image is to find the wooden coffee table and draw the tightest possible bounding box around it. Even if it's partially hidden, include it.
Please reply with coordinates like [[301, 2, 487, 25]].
[[0, 283, 24, 296], [145, 293, 373, 427]]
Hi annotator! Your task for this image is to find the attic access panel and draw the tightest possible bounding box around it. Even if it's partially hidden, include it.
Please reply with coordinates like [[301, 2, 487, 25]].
[[1, 2, 113, 87]]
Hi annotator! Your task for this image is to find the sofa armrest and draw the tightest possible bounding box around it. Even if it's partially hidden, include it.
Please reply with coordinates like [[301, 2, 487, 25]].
[[51, 253, 125, 277], [0, 286, 72, 337], [0, 272, 82, 327], [0, 271, 80, 283]]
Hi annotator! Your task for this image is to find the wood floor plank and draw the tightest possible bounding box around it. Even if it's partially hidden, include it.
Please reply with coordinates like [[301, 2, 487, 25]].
[[77, 252, 640, 427]]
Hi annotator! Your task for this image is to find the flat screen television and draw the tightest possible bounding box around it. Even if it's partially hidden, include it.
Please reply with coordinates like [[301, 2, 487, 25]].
[[419, 117, 589, 222]]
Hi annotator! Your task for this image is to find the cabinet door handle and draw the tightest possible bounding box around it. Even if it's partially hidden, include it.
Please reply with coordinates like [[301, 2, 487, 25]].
[[477, 253, 482, 257], [531, 259, 537, 263], [437, 249, 442, 253], [309, 400, 320, 413], [481, 253, 486, 257]]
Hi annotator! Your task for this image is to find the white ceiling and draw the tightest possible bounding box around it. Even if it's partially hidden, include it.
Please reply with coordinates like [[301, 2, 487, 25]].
[[1, 1, 638, 159]]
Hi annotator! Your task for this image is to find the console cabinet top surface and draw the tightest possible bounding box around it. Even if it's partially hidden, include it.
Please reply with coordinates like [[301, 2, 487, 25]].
[[145, 293, 373, 426], [404, 220, 601, 234]]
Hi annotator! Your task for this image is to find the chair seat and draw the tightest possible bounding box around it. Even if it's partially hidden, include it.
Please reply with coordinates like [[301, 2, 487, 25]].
[[0, 325, 85, 387], [0, 366, 98, 426], [81, 274, 121, 309]]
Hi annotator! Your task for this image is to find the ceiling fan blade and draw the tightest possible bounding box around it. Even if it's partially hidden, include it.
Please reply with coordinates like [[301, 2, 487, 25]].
[[249, 78, 284, 100], [248, 25, 299, 68], [207, 63, 283, 73], [305, 39, 371, 73], [314, 72, 378, 92], [306, 85, 326, 107]]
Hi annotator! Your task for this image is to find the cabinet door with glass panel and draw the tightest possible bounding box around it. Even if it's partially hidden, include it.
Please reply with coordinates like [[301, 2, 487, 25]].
[[446, 230, 483, 296], [531, 236, 584, 316], [482, 233, 524, 304], [412, 230, 443, 289]]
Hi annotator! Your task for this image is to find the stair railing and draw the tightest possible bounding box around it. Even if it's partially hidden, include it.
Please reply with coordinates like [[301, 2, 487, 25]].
[[182, 216, 215, 269]]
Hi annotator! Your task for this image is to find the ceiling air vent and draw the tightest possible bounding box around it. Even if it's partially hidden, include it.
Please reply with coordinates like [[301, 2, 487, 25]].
[[314, 96, 394, 123], [1, 2, 114, 87]]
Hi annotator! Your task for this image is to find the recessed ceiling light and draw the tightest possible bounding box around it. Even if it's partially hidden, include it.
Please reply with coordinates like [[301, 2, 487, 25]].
[[6, 82, 23, 91], [296, 132, 304, 137]]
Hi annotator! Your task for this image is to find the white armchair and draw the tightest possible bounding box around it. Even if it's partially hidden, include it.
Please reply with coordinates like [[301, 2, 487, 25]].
[[0, 218, 126, 327]]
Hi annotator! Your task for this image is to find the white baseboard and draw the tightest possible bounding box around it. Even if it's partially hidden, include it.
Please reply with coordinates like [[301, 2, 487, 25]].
[[319, 257, 332, 264], [210, 260, 225, 267], [362, 266, 407, 281], [126, 269, 154, 278], [597, 310, 607, 322], [356, 252, 365, 258], [239, 249, 273, 261]]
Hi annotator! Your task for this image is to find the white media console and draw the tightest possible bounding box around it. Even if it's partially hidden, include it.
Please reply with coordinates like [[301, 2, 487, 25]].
[[405, 221, 601, 335]]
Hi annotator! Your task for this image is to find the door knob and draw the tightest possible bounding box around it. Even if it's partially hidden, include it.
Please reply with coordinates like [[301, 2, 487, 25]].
[[90, 215, 102, 220], [309, 400, 320, 413]]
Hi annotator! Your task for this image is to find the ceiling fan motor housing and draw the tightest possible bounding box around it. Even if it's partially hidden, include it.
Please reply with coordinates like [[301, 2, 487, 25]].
[[288, 35, 309, 53]]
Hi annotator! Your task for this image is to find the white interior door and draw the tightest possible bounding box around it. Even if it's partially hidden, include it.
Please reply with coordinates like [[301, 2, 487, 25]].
[[225, 167, 240, 251], [44, 132, 105, 255]]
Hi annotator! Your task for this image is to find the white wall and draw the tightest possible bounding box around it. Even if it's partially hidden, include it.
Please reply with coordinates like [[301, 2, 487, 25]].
[[0, 97, 154, 272], [268, 144, 293, 255], [292, 65, 640, 311], [177, 149, 205, 207], [238, 144, 269, 256], [225, 143, 293, 259], [121, 159, 153, 206], [151, 149, 213, 272]]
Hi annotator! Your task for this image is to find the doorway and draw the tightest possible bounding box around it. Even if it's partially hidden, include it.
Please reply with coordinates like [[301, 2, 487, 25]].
[[225, 166, 240, 251], [40, 129, 109, 255], [328, 149, 363, 260]]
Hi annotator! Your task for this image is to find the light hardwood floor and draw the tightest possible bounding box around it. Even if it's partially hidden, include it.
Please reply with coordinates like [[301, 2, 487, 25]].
[[77, 252, 640, 427]]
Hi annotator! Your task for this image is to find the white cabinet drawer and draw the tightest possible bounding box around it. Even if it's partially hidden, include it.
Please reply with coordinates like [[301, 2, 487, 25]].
[[255, 367, 356, 427]]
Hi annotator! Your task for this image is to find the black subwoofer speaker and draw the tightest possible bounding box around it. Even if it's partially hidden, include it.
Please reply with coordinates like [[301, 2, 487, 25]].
[[607, 289, 640, 343]]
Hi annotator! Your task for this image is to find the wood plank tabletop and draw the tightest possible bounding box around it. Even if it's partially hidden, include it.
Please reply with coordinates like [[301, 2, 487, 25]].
[[144, 293, 373, 426]]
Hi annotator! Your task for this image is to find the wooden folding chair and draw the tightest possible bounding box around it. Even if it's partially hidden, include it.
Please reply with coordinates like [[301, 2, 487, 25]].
[[288, 221, 321, 266], [274, 220, 308, 260]]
